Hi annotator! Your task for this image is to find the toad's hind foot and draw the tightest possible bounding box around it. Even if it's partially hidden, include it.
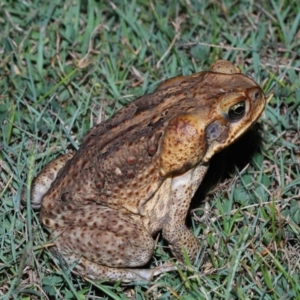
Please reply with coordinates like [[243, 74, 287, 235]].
[[66, 254, 178, 283]]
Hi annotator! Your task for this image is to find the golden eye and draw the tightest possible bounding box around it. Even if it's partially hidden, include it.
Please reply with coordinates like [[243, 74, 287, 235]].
[[228, 101, 246, 121]]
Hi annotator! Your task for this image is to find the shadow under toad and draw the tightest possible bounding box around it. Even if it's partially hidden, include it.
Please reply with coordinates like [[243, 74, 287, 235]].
[[191, 123, 265, 210]]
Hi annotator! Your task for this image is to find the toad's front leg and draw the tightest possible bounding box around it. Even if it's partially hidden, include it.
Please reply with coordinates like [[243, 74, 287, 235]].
[[159, 114, 208, 261], [162, 164, 208, 262]]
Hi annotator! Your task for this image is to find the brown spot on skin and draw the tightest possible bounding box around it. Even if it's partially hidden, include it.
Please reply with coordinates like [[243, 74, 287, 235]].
[[132, 182, 137, 188], [127, 170, 135, 179], [44, 218, 50, 226], [81, 159, 89, 169], [148, 166, 155, 174], [117, 182, 124, 188], [127, 156, 137, 165], [100, 195, 106, 201], [55, 207, 62, 214], [73, 171, 80, 180], [95, 182, 104, 189], [47, 202, 54, 209], [148, 145, 157, 156]]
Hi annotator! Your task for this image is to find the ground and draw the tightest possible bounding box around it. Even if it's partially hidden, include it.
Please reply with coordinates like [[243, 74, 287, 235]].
[[0, 1, 299, 299]]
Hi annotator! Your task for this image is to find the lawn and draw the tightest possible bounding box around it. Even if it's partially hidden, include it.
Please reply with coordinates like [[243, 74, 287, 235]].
[[1, 0, 299, 299]]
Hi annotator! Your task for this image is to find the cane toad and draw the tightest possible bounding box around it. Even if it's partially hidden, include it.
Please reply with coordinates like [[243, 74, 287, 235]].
[[30, 60, 266, 282]]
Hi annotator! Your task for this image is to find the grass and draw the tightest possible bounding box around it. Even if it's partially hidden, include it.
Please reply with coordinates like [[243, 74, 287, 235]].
[[1, 0, 299, 299]]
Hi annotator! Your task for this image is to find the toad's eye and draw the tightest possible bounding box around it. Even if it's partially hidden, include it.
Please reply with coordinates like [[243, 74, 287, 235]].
[[228, 101, 246, 121]]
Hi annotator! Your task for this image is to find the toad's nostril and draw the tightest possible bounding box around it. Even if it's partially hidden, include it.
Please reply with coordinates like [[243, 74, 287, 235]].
[[249, 88, 261, 101]]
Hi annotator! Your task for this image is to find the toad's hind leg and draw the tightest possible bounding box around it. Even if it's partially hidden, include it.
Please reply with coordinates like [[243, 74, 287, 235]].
[[59, 252, 159, 282], [48, 206, 156, 282], [29, 152, 74, 209]]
